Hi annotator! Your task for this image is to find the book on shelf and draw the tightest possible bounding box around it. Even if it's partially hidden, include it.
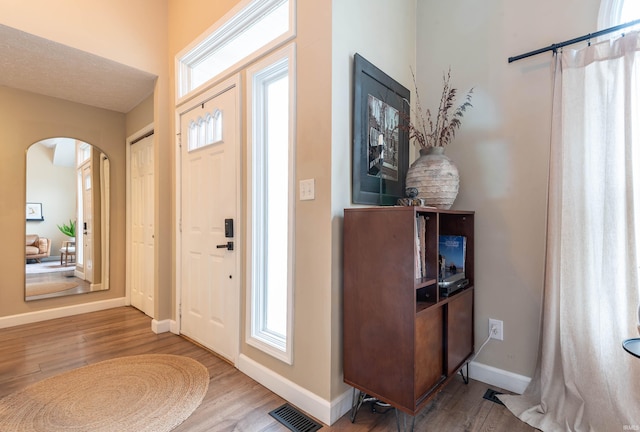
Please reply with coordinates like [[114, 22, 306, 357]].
[[414, 215, 422, 279], [438, 235, 466, 282]]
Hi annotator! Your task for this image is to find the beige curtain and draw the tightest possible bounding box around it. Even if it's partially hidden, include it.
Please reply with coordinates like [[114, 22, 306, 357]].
[[500, 32, 640, 431]]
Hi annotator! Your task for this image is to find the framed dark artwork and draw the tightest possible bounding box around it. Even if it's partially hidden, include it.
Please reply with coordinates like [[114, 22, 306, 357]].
[[26, 202, 44, 221], [352, 53, 410, 205]]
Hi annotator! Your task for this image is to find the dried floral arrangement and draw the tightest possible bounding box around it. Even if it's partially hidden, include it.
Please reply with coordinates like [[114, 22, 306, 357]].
[[405, 68, 473, 148]]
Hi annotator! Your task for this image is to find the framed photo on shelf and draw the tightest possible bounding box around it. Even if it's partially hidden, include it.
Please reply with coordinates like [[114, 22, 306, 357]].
[[26, 202, 44, 221], [352, 53, 410, 205]]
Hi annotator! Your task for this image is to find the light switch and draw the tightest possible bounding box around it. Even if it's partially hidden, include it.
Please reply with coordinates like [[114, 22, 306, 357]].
[[300, 178, 315, 200]]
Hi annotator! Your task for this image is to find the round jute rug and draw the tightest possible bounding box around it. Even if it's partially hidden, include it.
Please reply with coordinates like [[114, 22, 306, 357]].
[[0, 354, 209, 432], [26, 281, 78, 297]]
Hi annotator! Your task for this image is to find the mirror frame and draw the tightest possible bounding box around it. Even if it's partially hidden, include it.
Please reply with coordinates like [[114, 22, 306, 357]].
[[24, 138, 110, 301]]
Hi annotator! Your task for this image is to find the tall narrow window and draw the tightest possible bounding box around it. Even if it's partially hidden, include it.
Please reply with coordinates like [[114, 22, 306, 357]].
[[246, 45, 295, 363]]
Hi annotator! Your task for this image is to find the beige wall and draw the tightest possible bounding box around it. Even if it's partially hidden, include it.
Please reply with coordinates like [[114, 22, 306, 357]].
[[1, 0, 346, 411], [331, 0, 417, 401], [0, 86, 126, 315], [415, 0, 601, 378], [168, 0, 238, 55], [0, 0, 608, 414], [126, 93, 154, 137], [0, 1, 171, 320]]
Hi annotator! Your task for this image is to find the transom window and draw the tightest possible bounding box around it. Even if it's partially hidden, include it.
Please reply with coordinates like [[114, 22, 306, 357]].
[[177, 0, 294, 99]]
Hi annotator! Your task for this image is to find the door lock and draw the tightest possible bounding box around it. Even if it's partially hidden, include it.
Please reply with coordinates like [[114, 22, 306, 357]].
[[225, 218, 234, 238], [216, 241, 234, 251]]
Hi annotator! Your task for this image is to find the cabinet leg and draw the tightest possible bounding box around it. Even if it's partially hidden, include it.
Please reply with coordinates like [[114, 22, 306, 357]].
[[350, 389, 377, 423], [394, 409, 415, 432], [459, 362, 469, 384], [350, 388, 393, 423], [350, 388, 363, 423]]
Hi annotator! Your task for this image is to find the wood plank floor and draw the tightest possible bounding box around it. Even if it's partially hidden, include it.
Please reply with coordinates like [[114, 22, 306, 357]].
[[0, 307, 537, 431]]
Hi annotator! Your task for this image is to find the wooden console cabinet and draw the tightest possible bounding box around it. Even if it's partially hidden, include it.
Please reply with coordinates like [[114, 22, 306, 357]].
[[343, 206, 475, 416]]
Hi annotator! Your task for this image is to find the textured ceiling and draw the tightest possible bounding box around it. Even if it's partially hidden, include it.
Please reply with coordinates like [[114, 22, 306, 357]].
[[0, 24, 157, 113]]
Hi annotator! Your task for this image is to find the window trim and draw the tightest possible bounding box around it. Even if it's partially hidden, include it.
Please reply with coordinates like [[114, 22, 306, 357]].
[[176, 0, 296, 105], [245, 43, 296, 364], [598, 0, 640, 30], [599, 0, 624, 28]]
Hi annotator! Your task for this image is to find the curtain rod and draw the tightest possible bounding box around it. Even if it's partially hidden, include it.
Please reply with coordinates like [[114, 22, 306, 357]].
[[508, 18, 640, 63]]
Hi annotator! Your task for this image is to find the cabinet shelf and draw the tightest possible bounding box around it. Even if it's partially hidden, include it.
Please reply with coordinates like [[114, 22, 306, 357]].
[[343, 206, 475, 416], [415, 277, 437, 289], [438, 285, 474, 304], [416, 300, 437, 314]]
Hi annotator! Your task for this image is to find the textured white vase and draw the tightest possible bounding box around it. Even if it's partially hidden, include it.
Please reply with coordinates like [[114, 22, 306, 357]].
[[405, 146, 459, 209]]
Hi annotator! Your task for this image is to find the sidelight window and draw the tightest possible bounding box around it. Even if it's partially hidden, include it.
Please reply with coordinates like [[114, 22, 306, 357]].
[[246, 44, 295, 364]]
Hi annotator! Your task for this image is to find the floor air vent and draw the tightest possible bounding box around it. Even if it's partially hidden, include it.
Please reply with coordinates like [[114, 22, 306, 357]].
[[483, 388, 504, 405], [269, 403, 322, 432]]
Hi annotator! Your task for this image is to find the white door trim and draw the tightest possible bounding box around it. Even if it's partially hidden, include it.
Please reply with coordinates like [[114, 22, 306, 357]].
[[174, 74, 242, 363], [126, 123, 155, 309]]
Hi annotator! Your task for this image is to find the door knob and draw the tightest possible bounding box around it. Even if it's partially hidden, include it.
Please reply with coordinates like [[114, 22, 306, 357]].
[[216, 241, 234, 251]]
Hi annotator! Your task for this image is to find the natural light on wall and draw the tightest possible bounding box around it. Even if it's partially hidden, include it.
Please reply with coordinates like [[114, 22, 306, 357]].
[[247, 45, 295, 364], [177, 0, 292, 99], [265, 75, 289, 338]]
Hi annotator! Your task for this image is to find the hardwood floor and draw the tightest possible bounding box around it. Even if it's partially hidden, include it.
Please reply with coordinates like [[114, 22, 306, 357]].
[[0, 307, 536, 431]]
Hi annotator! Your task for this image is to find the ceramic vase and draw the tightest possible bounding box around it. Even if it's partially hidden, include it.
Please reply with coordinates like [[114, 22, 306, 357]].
[[405, 146, 459, 209]]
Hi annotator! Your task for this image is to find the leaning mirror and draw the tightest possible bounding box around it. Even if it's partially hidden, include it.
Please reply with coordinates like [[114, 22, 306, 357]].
[[25, 138, 110, 301]]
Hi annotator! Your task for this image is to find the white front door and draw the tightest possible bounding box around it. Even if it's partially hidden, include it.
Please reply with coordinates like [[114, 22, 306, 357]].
[[179, 78, 240, 363], [130, 134, 155, 317], [81, 162, 94, 283]]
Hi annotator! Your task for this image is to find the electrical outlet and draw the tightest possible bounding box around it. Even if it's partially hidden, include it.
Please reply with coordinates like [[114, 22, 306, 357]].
[[489, 318, 504, 341]]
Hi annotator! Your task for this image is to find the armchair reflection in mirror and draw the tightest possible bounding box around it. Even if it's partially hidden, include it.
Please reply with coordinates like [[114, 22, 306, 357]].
[[25, 138, 110, 301]]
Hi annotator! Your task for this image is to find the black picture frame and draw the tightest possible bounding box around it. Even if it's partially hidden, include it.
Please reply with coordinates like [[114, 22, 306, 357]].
[[26, 202, 44, 221], [352, 53, 410, 205]]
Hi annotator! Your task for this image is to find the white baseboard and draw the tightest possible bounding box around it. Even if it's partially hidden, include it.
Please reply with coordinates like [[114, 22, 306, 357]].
[[237, 354, 352, 426], [331, 387, 354, 425], [468, 361, 531, 394], [234, 356, 531, 424], [0, 298, 127, 329], [169, 320, 179, 334], [151, 319, 173, 334]]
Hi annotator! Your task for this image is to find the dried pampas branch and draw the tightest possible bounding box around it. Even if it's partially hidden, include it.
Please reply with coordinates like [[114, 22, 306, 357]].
[[404, 67, 473, 148]]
